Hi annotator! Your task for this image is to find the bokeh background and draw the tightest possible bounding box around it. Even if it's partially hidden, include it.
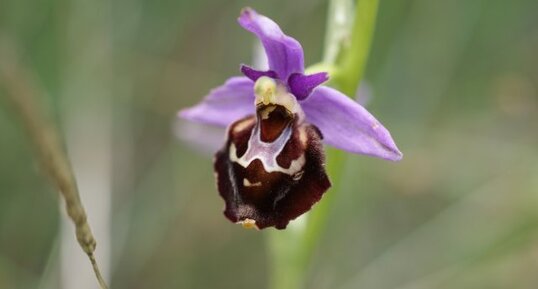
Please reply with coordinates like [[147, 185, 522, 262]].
[[1, 0, 537, 288]]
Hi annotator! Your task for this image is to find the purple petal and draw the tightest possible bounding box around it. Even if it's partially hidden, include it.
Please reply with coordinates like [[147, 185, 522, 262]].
[[240, 65, 278, 82], [178, 76, 255, 127], [288, 72, 329, 100], [238, 8, 304, 81], [301, 86, 403, 161]]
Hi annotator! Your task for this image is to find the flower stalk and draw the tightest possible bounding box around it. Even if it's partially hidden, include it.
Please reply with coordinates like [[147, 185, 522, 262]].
[[0, 40, 109, 289], [268, 0, 380, 288], [333, 0, 379, 97]]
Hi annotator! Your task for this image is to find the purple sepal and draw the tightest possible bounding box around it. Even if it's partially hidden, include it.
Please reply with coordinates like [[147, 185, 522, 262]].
[[240, 65, 278, 82], [301, 86, 403, 161], [238, 8, 304, 81], [178, 76, 255, 127], [288, 72, 329, 100]]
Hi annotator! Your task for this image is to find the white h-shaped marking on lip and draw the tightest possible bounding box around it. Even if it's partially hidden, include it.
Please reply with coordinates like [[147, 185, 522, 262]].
[[229, 122, 305, 176]]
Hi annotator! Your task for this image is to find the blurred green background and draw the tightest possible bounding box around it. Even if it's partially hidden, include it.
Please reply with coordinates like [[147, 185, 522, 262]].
[[1, 0, 537, 288]]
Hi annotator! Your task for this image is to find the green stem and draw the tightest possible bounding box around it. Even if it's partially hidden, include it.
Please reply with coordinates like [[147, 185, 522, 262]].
[[268, 223, 308, 289], [323, 0, 355, 64], [268, 1, 380, 288], [333, 0, 379, 96]]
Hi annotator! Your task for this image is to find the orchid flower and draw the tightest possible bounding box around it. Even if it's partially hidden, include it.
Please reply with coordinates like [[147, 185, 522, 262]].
[[179, 8, 402, 230]]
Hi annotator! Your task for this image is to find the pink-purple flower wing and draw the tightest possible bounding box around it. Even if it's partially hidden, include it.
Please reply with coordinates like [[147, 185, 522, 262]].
[[178, 76, 255, 127], [301, 86, 403, 161]]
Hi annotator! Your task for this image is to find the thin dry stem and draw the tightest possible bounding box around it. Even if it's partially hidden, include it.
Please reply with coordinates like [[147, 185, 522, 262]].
[[0, 39, 109, 289], [89, 253, 109, 289]]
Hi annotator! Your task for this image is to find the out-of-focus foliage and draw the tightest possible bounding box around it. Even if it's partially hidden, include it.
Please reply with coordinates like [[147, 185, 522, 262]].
[[0, 0, 537, 289]]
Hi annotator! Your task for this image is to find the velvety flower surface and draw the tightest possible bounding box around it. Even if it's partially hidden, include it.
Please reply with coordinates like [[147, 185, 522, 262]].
[[179, 8, 402, 229]]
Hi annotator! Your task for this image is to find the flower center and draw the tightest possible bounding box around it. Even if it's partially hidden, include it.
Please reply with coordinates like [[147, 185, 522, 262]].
[[253, 76, 299, 114], [253, 76, 304, 143]]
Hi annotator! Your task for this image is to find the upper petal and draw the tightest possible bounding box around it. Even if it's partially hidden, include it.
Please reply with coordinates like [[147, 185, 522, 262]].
[[240, 64, 278, 82], [288, 72, 329, 100], [301, 86, 403, 161], [238, 8, 304, 81], [178, 76, 255, 127]]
